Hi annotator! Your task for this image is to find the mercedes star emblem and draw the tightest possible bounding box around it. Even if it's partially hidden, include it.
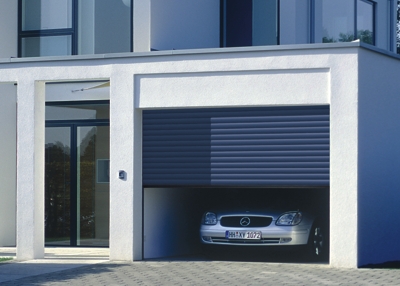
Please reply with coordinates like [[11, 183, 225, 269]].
[[240, 217, 251, 227]]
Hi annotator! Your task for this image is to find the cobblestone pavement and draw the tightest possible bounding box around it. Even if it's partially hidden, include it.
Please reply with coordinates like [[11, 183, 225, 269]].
[[1, 259, 400, 286]]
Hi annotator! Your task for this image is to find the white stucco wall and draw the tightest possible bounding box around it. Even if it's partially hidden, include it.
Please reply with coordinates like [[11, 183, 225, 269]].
[[0, 84, 17, 247], [150, 0, 219, 51], [136, 68, 329, 108], [109, 70, 141, 261], [0, 0, 18, 58], [0, 43, 390, 268], [357, 49, 400, 266]]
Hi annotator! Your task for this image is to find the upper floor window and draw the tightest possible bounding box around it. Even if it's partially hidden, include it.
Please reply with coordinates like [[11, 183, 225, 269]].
[[22, 0, 73, 31], [222, 0, 376, 48], [221, 0, 278, 47], [19, 0, 132, 57], [315, 0, 375, 45]]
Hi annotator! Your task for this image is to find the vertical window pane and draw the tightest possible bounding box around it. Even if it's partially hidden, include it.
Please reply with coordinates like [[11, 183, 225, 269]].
[[22, 0, 72, 31], [357, 0, 374, 44], [78, 0, 131, 54], [223, 0, 278, 47], [279, 0, 310, 45], [321, 0, 355, 43], [45, 127, 71, 245], [77, 126, 110, 247], [253, 0, 278, 45], [224, 0, 252, 47], [21, 36, 72, 57]]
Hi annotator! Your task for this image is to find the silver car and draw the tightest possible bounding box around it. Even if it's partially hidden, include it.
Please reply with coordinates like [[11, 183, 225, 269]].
[[200, 208, 327, 260]]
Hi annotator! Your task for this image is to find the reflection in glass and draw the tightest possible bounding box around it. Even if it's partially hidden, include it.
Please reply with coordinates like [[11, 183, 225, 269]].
[[21, 36, 72, 57], [77, 126, 110, 246], [252, 0, 278, 46], [318, 0, 374, 45], [357, 0, 374, 44], [45, 127, 71, 245], [22, 0, 72, 31], [321, 0, 355, 43], [78, 0, 131, 54], [279, 0, 309, 45]]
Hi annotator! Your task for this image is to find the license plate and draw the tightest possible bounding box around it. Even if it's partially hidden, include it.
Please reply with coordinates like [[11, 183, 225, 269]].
[[226, 231, 262, 240]]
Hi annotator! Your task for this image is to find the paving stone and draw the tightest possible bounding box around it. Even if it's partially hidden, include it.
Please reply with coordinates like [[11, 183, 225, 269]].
[[1, 260, 399, 286]]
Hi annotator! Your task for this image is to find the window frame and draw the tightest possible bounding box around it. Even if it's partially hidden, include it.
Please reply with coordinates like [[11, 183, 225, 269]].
[[18, 0, 133, 57]]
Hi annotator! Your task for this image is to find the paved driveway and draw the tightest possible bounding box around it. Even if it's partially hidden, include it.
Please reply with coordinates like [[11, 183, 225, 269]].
[[1, 259, 400, 286], [1, 247, 399, 285]]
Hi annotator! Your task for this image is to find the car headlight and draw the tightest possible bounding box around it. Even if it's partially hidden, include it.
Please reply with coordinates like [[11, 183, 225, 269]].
[[203, 212, 217, 225], [276, 212, 302, 226]]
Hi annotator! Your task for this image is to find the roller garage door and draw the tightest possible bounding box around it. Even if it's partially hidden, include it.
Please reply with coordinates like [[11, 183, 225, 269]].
[[143, 106, 329, 187]]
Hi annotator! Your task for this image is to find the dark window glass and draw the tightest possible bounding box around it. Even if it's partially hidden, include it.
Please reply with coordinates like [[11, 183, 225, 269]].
[[222, 0, 278, 47]]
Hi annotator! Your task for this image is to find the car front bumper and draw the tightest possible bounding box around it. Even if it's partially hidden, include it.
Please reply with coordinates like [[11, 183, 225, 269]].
[[200, 224, 311, 246]]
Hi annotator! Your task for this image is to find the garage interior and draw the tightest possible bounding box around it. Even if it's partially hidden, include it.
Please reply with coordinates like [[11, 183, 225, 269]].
[[143, 187, 329, 260], [142, 106, 330, 261]]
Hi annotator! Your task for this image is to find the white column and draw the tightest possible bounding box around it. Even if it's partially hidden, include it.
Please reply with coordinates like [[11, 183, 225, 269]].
[[133, 0, 151, 52], [109, 73, 143, 261], [329, 52, 359, 268], [16, 80, 45, 260]]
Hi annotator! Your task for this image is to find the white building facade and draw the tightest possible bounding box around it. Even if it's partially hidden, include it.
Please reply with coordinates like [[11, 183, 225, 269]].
[[0, 0, 400, 268]]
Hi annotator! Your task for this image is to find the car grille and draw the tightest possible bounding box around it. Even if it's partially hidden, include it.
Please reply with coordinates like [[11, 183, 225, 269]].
[[220, 216, 273, 227]]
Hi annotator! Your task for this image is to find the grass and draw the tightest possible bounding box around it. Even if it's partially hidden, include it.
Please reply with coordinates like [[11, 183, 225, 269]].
[[0, 257, 13, 263]]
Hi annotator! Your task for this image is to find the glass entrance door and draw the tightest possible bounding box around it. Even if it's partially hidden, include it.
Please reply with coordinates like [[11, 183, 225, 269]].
[[76, 125, 109, 246], [45, 126, 71, 245], [45, 123, 109, 246]]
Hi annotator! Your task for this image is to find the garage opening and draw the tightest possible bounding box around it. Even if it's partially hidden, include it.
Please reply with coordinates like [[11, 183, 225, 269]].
[[142, 106, 330, 261]]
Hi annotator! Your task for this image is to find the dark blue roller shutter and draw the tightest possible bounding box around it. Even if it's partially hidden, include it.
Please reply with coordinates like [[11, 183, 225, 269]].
[[143, 106, 329, 187]]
